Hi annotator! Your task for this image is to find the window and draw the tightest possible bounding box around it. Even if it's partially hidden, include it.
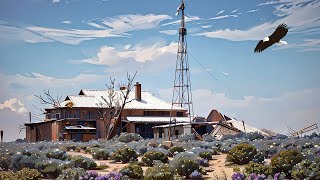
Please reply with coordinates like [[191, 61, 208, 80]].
[[175, 130, 179, 138], [177, 112, 184, 117], [159, 128, 163, 138]]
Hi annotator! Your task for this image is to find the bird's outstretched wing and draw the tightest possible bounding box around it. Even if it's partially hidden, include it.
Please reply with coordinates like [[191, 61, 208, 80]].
[[254, 40, 274, 53], [269, 23, 288, 41]]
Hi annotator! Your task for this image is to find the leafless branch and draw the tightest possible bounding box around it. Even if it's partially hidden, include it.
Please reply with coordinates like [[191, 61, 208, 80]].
[[108, 70, 138, 139], [32, 104, 46, 114], [34, 90, 61, 108]]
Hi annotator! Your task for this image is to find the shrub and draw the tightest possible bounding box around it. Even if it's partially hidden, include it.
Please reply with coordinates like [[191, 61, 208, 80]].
[[36, 160, 65, 178], [244, 162, 274, 177], [97, 171, 122, 180], [144, 162, 175, 180], [118, 133, 142, 143], [91, 149, 109, 160], [169, 146, 185, 155], [71, 155, 97, 170], [190, 170, 203, 180], [178, 133, 195, 142], [244, 132, 264, 141], [9, 153, 23, 170], [202, 133, 215, 142], [171, 157, 201, 178], [226, 143, 257, 165], [45, 149, 67, 160], [292, 159, 320, 179], [56, 167, 86, 180], [119, 163, 143, 179], [0, 154, 11, 170], [199, 151, 213, 160], [271, 149, 303, 178], [196, 158, 209, 167], [110, 147, 138, 163], [16, 168, 42, 180], [79, 171, 99, 180], [252, 151, 265, 164], [142, 151, 168, 166], [0, 171, 17, 180]]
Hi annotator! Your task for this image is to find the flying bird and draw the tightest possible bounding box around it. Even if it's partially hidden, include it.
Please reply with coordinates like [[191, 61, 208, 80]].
[[254, 23, 288, 53]]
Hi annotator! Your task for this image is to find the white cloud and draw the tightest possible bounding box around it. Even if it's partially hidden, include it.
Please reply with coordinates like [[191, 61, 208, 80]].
[[257, 1, 281, 6], [159, 30, 177, 35], [61, 20, 71, 24], [4, 14, 171, 45], [0, 24, 53, 43], [74, 41, 178, 66], [161, 15, 200, 26], [248, 9, 260, 13], [216, 10, 225, 15], [158, 88, 320, 134], [210, 15, 238, 20], [52, 0, 60, 3], [6, 72, 105, 88], [0, 98, 27, 114], [201, 25, 212, 29], [98, 14, 172, 32], [198, 0, 320, 43], [197, 22, 274, 41], [231, 9, 239, 13], [274, 39, 320, 52]]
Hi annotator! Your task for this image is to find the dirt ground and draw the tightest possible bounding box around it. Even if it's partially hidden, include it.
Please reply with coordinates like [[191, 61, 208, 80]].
[[67, 151, 235, 178]]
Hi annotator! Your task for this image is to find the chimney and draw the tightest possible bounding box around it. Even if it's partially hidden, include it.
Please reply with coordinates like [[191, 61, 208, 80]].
[[135, 82, 141, 101]]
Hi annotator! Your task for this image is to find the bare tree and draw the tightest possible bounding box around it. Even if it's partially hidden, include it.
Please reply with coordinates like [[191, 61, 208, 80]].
[[107, 71, 138, 139], [33, 90, 62, 113]]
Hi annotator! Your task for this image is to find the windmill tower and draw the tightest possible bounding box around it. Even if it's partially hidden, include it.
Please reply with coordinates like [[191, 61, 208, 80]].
[[169, 0, 194, 139]]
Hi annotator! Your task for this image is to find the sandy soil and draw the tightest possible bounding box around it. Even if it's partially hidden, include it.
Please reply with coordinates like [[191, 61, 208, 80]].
[[67, 151, 235, 178]]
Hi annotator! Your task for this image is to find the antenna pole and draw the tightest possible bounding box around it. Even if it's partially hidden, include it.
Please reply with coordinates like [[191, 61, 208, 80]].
[[169, 0, 194, 140]]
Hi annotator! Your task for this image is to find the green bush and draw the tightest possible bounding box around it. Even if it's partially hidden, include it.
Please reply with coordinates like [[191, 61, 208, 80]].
[[199, 151, 213, 160], [70, 155, 97, 169], [118, 132, 142, 143], [144, 163, 175, 180], [110, 147, 138, 163], [91, 149, 109, 160], [292, 159, 320, 179], [0, 171, 17, 180], [171, 157, 201, 178], [271, 149, 303, 178], [169, 146, 185, 155], [142, 151, 168, 166], [56, 167, 86, 180], [45, 149, 67, 160], [119, 163, 143, 179], [226, 143, 257, 165], [16, 168, 42, 180], [244, 162, 274, 177], [0, 154, 11, 170], [36, 160, 65, 178]]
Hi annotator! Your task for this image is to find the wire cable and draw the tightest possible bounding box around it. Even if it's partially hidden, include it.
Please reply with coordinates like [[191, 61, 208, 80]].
[[188, 52, 218, 80]]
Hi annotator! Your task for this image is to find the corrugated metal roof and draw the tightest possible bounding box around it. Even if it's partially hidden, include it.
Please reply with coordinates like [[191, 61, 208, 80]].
[[59, 89, 186, 111], [227, 119, 267, 135], [61, 96, 103, 108], [125, 116, 190, 123]]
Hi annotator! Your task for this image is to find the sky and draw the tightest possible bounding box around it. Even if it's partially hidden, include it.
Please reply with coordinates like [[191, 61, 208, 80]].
[[0, 0, 320, 141]]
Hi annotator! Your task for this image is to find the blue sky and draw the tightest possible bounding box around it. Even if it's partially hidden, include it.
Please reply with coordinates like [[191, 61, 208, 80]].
[[0, 0, 320, 141]]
